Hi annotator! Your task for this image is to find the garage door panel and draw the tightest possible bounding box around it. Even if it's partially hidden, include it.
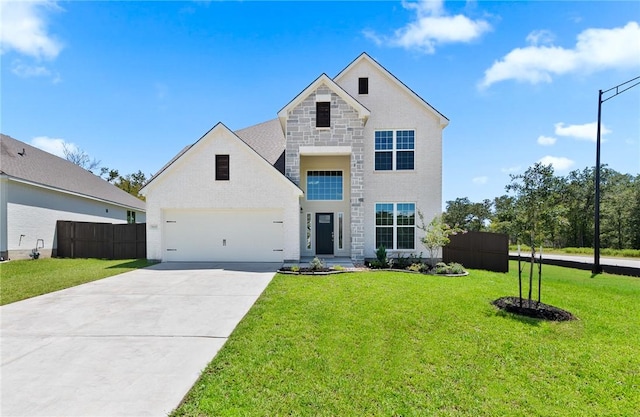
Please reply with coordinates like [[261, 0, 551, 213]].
[[163, 210, 283, 262]]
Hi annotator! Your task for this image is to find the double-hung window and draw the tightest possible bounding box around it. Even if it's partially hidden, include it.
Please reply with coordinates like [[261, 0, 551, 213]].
[[374, 130, 415, 171], [375, 203, 416, 250]]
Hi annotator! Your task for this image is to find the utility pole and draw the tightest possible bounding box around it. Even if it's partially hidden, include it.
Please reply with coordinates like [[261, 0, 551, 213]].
[[593, 76, 640, 275]]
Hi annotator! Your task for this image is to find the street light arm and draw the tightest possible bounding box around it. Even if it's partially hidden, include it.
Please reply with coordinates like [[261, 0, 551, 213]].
[[601, 75, 640, 103], [593, 74, 640, 274]]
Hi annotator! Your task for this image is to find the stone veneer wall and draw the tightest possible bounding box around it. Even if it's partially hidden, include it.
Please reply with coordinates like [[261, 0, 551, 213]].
[[285, 85, 366, 261]]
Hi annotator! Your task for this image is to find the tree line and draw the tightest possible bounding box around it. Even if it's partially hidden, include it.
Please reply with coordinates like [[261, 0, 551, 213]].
[[63, 145, 147, 200], [443, 163, 640, 250]]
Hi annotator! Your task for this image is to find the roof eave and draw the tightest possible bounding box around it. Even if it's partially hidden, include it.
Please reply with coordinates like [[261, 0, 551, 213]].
[[6, 175, 145, 211]]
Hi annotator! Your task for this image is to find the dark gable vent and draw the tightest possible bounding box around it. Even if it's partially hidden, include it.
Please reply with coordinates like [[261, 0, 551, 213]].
[[358, 77, 368, 95], [215, 154, 230, 180], [316, 101, 330, 128]]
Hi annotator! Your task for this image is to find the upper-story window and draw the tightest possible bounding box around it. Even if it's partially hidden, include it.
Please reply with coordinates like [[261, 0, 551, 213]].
[[374, 130, 415, 171], [316, 102, 330, 128], [215, 154, 230, 180], [307, 171, 343, 200], [358, 77, 368, 94]]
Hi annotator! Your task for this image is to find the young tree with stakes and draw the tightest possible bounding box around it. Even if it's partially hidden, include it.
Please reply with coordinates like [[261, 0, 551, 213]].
[[507, 163, 566, 305]]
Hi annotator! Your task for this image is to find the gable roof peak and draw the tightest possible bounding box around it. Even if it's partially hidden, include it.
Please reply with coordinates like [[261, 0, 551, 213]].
[[334, 52, 449, 128], [277, 73, 370, 131]]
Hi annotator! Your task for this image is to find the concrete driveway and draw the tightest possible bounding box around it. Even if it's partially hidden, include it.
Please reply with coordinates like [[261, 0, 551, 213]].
[[1, 262, 278, 416]]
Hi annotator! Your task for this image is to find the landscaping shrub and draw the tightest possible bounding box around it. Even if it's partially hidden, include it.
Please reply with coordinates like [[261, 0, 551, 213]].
[[435, 262, 466, 275], [375, 245, 388, 268]]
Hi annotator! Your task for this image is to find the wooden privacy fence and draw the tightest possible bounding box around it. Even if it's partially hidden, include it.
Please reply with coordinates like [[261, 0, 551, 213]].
[[56, 221, 146, 259], [443, 231, 509, 273]]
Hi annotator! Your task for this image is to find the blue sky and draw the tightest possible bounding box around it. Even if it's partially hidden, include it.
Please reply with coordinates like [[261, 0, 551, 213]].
[[2, 0, 639, 207]]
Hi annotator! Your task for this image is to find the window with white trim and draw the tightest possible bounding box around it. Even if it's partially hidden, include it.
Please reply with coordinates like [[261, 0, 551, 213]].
[[374, 130, 415, 171], [306, 171, 343, 200], [375, 203, 416, 250]]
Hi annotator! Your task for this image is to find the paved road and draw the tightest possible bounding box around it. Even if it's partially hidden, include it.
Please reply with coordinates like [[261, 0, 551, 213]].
[[509, 252, 640, 269], [1, 262, 278, 416]]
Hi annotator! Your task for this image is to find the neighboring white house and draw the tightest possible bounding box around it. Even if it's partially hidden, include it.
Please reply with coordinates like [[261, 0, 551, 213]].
[[141, 53, 448, 263], [0, 134, 146, 260]]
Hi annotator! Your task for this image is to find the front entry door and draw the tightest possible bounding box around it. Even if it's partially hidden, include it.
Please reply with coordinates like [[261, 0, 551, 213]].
[[315, 213, 334, 255]]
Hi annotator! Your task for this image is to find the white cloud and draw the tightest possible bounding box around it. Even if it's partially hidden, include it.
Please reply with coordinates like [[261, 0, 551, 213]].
[[364, 0, 492, 54], [554, 122, 611, 142], [538, 155, 575, 172], [11, 59, 57, 79], [480, 22, 640, 88], [0, 0, 63, 60], [472, 176, 488, 185], [537, 135, 557, 146], [501, 165, 521, 174], [31, 136, 75, 158], [526, 29, 555, 46]]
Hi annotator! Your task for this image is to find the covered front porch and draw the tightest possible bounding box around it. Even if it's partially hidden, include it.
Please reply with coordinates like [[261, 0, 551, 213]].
[[299, 149, 352, 259]]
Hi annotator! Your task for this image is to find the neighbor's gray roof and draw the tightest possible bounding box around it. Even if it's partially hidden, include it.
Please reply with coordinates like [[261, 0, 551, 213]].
[[1, 134, 145, 211]]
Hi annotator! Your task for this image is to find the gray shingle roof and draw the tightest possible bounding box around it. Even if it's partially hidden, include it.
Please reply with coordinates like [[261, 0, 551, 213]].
[[234, 118, 286, 168], [1, 134, 145, 211]]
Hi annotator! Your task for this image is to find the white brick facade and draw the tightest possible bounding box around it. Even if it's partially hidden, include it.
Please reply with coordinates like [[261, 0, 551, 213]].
[[142, 124, 302, 262], [335, 56, 447, 259], [142, 53, 446, 263]]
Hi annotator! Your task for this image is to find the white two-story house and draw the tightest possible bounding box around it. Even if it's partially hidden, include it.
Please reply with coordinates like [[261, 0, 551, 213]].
[[141, 53, 448, 263]]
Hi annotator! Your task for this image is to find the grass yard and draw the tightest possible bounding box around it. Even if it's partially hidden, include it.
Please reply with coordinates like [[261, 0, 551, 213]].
[[173, 263, 640, 417], [0, 258, 153, 305]]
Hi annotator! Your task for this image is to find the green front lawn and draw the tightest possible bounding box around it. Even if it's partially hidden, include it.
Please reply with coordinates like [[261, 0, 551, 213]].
[[173, 263, 640, 416], [0, 258, 153, 305]]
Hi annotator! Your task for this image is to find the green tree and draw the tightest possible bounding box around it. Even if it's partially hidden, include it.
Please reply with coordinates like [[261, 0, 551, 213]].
[[507, 163, 565, 302], [601, 172, 635, 249], [562, 167, 595, 248], [417, 212, 463, 267], [490, 195, 517, 242], [100, 167, 120, 183], [443, 197, 492, 231], [630, 175, 640, 249], [114, 170, 147, 201]]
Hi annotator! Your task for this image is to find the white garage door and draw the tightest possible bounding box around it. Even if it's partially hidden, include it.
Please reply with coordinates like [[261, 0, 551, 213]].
[[163, 209, 284, 262]]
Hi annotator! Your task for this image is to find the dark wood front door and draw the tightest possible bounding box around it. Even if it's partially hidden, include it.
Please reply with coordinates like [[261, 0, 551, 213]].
[[315, 213, 334, 255]]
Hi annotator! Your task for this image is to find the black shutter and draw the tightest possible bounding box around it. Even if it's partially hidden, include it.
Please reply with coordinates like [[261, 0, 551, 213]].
[[215, 154, 230, 180], [358, 77, 369, 94], [316, 102, 330, 128]]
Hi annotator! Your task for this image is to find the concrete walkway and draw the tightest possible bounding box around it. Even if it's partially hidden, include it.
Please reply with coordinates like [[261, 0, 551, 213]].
[[1, 262, 278, 416]]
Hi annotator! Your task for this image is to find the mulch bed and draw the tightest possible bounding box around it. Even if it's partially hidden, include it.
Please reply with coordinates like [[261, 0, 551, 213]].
[[492, 296, 577, 321], [279, 267, 343, 275]]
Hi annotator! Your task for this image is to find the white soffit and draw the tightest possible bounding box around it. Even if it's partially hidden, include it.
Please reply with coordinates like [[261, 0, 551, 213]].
[[299, 146, 352, 156]]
